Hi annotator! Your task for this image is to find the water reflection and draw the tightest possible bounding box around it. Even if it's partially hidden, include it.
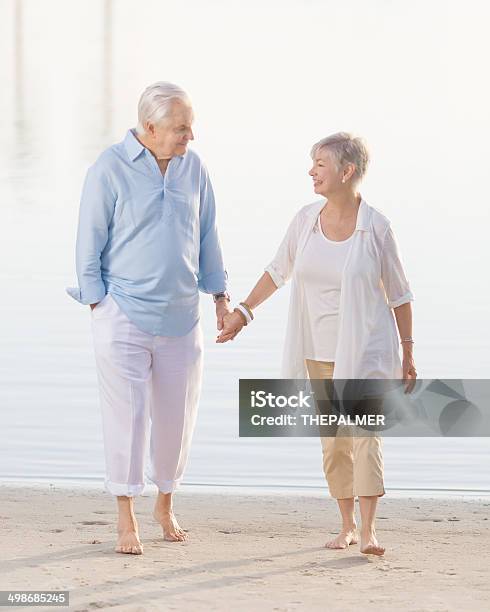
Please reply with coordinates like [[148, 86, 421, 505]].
[[102, 0, 113, 146], [0, 0, 489, 490], [11, 0, 35, 205]]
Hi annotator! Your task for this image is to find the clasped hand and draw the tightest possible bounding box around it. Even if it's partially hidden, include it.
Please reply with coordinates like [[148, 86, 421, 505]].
[[216, 311, 245, 343]]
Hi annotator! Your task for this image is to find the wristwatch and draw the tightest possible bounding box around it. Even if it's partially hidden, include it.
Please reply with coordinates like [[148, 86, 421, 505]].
[[213, 291, 231, 303]]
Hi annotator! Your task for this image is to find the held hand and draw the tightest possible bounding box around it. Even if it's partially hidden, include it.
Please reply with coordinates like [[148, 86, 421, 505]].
[[216, 311, 245, 343], [215, 299, 233, 331], [402, 355, 417, 394]]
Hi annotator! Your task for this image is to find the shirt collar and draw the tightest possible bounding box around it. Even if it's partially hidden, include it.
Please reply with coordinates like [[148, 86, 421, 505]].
[[124, 128, 187, 163], [309, 197, 370, 232], [124, 129, 145, 162], [355, 198, 370, 232]]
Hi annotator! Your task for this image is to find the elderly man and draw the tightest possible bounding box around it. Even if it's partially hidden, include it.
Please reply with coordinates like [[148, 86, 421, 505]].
[[66, 82, 230, 555]]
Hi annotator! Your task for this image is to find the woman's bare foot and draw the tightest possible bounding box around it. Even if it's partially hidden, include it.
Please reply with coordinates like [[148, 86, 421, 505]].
[[326, 524, 358, 549], [360, 529, 385, 556], [115, 496, 143, 555], [358, 495, 384, 555]]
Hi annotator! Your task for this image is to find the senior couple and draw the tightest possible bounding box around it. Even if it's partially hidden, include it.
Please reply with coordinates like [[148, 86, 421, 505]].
[[67, 81, 415, 557]]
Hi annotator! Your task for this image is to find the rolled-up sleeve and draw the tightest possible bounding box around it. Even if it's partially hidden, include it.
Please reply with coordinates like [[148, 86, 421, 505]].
[[65, 164, 116, 305], [197, 165, 228, 294], [380, 224, 414, 308], [264, 213, 300, 288]]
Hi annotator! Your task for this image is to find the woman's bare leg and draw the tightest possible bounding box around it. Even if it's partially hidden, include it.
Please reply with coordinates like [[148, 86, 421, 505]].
[[326, 497, 358, 549], [358, 495, 385, 555]]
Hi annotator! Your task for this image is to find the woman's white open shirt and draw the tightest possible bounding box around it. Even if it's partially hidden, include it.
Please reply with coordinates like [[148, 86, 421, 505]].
[[265, 199, 414, 380]]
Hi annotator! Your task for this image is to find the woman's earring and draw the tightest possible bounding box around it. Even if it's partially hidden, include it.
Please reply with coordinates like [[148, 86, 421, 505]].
[[341, 177, 345, 184]]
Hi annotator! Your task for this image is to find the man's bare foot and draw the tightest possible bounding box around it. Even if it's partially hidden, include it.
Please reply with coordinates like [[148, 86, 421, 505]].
[[326, 525, 358, 549], [115, 516, 143, 555], [153, 509, 187, 542], [115, 530, 143, 555], [360, 530, 385, 556]]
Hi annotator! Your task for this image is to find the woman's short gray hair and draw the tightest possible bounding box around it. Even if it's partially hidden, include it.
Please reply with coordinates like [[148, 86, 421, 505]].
[[136, 81, 191, 135], [311, 132, 370, 183]]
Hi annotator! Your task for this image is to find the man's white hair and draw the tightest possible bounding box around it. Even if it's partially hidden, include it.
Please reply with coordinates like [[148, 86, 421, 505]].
[[136, 81, 191, 135], [311, 132, 370, 183]]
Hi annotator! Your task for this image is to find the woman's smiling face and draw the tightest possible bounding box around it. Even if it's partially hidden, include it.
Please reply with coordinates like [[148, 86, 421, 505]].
[[308, 148, 343, 197]]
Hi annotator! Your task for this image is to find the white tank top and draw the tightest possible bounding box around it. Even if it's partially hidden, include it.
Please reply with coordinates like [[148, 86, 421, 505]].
[[295, 215, 354, 361]]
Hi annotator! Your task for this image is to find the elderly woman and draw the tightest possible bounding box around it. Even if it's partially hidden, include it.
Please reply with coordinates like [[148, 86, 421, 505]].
[[217, 132, 416, 555]]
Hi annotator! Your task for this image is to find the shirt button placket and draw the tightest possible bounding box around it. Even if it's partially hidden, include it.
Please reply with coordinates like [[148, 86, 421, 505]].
[[147, 150, 166, 220], [161, 158, 173, 221]]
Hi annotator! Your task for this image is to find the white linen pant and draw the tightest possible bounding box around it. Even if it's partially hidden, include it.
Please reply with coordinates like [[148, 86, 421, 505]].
[[91, 293, 203, 497]]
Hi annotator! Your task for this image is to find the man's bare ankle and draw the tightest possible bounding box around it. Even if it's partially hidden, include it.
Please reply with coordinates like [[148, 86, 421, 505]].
[[118, 512, 138, 526], [154, 506, 173, 514]]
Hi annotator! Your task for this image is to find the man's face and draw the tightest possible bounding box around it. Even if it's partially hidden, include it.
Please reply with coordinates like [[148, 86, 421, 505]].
[[147, 100, 195, 159]]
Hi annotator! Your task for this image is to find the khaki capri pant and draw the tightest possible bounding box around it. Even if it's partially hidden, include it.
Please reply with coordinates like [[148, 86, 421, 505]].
[[306, 359, 385, 499]]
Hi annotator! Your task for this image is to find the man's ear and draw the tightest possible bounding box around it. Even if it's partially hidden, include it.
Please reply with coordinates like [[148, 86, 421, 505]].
[[145, 122, 155, 137]]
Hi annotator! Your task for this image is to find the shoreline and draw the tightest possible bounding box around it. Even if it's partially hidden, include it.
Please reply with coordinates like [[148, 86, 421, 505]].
[[1, 485, 489, 611], [2, 478, 490, 500]]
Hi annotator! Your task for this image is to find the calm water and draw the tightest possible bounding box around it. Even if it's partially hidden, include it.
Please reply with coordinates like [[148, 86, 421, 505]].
[[1, 0, 489, 494]]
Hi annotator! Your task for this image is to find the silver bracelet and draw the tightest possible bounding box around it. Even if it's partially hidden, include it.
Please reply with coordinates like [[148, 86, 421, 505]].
[[400, 337, 414, 344]]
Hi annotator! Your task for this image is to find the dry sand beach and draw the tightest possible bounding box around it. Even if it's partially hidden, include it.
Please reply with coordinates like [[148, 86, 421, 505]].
[[1, 486, 489, 611]]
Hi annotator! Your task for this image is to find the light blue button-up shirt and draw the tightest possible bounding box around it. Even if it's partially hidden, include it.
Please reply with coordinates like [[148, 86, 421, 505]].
[[66, 129, 227, 336]]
